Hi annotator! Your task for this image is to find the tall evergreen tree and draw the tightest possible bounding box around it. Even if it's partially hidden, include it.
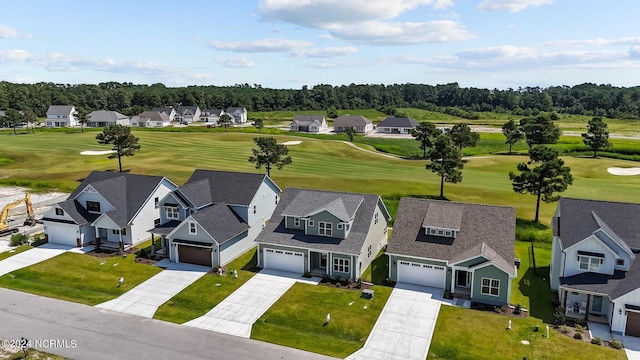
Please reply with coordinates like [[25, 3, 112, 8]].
[[411, 122, 441, 158], [502, 119, 524, 154], [248, 137, 292, 177], [218, 113, 232, 132], [252, 118, 264, 133], [449, 123, 479, 150], [95, 124, 141, 172], [520, 115, 562, 147], [426, 134, 464, 198], [582, 117, 610, 157]]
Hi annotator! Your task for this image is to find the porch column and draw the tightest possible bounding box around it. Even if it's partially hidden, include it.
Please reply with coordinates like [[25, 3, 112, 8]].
[[150, 233, 156, 256], [119, 231, 124, 253], [585, 294, 591, 321], [563, 289, 568, 310]]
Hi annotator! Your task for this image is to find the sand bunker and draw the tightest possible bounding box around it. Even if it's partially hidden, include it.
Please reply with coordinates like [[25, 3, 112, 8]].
[[607, 167, 640, 176], [80, 150, 117, 155], [280, 141, 302, 146]]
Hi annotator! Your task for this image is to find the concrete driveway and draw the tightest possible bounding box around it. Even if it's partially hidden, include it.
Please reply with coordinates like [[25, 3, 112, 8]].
[[0, 243, 72, 276], [347, 282, 443, 360], [185, 269, 320, 338], [96, 262, 209, 318], [622, 336, 640, 360]]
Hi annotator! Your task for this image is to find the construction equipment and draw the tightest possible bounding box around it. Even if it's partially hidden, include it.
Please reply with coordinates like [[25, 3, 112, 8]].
[[0, 193, 36, 236]]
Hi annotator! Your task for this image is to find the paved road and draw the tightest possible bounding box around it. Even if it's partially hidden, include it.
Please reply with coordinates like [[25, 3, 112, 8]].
[[0, 288, 335, 360]]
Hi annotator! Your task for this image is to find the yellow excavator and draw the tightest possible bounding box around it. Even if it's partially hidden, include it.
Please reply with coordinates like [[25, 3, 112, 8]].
[[0, 193, 36, 236]]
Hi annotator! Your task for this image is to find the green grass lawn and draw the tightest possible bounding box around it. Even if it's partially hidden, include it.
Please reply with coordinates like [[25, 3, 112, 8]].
[[360, 250, 389, 285], [427, 306, 626, 360], [153, 248, 258, 323], [0, 245, 33, 261], [510, 241, 555, 323], [0, 252, 162, 305], [251, 283, 392, 358]]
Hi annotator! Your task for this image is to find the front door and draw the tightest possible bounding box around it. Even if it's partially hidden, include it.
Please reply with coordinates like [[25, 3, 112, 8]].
[[456, 270, 470, 287], [591, 296, 603, 313], [320, 253, 327, 268]]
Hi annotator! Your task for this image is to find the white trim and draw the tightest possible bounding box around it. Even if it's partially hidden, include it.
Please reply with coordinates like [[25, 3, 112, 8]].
[[127, 177, 178, 225], [387, 252, 449, 265], [472, 260, 517, 278], [189, 221, 197, 235], [563, 234, 618, 258], [480, 277, 500, 297], [558, 286, 609, 298]]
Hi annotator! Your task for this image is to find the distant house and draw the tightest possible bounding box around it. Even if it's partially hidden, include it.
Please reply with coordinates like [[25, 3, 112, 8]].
[[134, 111, 170, 128], [150, 170, 281, 268], [152, 107, 176, 122], [290, 115, 328, 133], [377, 117, 419, 134], [333, 115, 373, 133], [201, 109, 224, 124], [255, 188, 391, 280], [550, 198, 640, 337], [175, 106, 201, 124], [42, 171, 177, 249], [45, 105, 77, 127], [226, 107, 248, 123], [87, 110, 130, 127], [387, 198, 517, 306]]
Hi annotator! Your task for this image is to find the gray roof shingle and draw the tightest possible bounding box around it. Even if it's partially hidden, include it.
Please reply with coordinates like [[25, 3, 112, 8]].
[[177, 179, 212, 208], [56, 199, 100, 225], [191, 203, 250, 244], [184, 169, 277, 206], [423, 202, 464, 230], [46, 105, 74, 115], [281, 191, 363, 222], [560, 255, 640, 299], [378, 117, 419, 128], [88, 110, 129, 122], [138, 111, 169, 122], [292, 115, 325, 126], [387, 198, 515, 269], [333, 115, 372, 127], [255, 188, 386, 255], [176, 106, 199, 116]]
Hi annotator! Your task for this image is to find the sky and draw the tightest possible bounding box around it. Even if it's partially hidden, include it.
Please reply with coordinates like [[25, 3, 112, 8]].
[[0, 0, 639, 90]]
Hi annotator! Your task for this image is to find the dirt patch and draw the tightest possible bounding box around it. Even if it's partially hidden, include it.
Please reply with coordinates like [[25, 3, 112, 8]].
[[134, 257, 158, 265], [316, 277, 372, 291], [470, 302, 528, 318]]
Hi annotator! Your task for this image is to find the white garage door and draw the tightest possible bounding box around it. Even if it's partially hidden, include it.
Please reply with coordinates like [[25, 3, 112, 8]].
[[46, 224, 78, 246], [397, 261, 446, 288], [264, 248, 304, 273]]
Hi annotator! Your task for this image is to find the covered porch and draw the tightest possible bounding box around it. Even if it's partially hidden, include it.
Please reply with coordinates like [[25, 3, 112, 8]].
[[309, 250, 328, 277], [146, 220, 181, 258], [452, 269, 472, 299], [561, 287, 611, 324]]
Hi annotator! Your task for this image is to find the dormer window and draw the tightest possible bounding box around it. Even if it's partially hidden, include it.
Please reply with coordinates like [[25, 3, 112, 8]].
[[86, 201, 100, 212], [616, 259, 625, 266], [189, 222, 197, 235], [437, 229, 444, 236], [319, 222, 332, 236], [294, 217, 300, 227], [429, 228, 436, 235], [166, 207, 179, 219], [579, 256, 601, 271], [55, 208, 64, 216], [337, 223, 343, 230]]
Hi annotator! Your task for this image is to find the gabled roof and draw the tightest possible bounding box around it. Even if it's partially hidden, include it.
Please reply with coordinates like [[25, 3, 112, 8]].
[[226, 107, 246, 113], [176, 178, 212, 208], [190, 203, 249, 244], [151, 107, 175, 115], [201, 109, 223, 117], [282, 191, 363, 222], [176, 106, 200, 116], [423, 202, 464, 230], [591, 211, 634, 256], [54, 199, 100, 225], [138, 111, 169, 122], [184, 169, 279, 206], [46, 105, 75, 115], [292, 115, 325, 126], [450, 242, 516, 276], [557, 198, 640, 250], [87, 110, 129, 122], [378, 117, 419, 128], [560, 255, 640, 299], [333, 115, 372, 127], [70, 171, 167, 228], [256, 188, 389, 255], [387, 198, 515, 268]]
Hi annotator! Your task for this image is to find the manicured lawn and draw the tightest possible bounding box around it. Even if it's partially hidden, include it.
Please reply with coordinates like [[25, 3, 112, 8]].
[[0, 245, 33, 261], [428, 306, 626, 360], [0, 252, 161, 305], [360, 250, 389, 285], [510, 240, 555, 323], [153, 248, 258, 323], [251, 283, 392, 358]]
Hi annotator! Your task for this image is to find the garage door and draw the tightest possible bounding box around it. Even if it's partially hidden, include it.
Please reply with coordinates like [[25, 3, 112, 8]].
[[178, 245, 212, 267], [264, 248, 304, 273], [46, 224, 78, 246], [397, 261, 446, 288], [627, 312, 640, 337]]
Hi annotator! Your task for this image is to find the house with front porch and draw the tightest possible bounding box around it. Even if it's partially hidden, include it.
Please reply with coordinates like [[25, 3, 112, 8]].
[[175, 105, 201, 124], [201, 109, 224, 124], [41, 171, 176, 249], [377, 117, 419, 134], [255, 188, 391, 280], [87, 110, 130, 127], [134, 111, 170, 127], [45, 105, 77, 127], [333, 115, 373, 133], [150, 170, 281, 267], [290, 115, 328, 133], [386, 198, 517, 306], [152, 107, 176, 122], [550, 198, 640, 337]]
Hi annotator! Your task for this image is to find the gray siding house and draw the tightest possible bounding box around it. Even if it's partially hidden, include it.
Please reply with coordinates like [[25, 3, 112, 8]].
[[201, 109, 224, 124], [387, 198, 516, 306], [151, 170, 281, 268], [226, 107, 248, 123], [175, 106, 201, 124], [87, 110, 130, 127], [151, 107, 176, 122], [255, 188, 391, 281], [550, 198, 640, 337], [290, 115, 328, 133]]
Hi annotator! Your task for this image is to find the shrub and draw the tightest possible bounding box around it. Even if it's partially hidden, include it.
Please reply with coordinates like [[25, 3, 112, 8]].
[[138, 248, 147, 258], [553, 308, 566, 325], [30, 233, 47, 247], [574, 333, 583, 340], [609, 339, 623, 349], [575, 324, 586, 332], [514, 304, 522, 315], [591, 337, 602, 345], [10, 233, 28, 246], [302, 271, 311, 278], [560, 325, 570, 334], [213, 264, 220, 273]]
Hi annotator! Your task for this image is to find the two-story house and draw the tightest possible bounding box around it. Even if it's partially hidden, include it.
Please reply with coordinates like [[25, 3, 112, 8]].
[[200, 109, 224, 124], [255, 188, 391, 280], [386, 198, 516, 306], [41, 171, 177, 249], [226, 107, 248, 123], [175, 106, 201, 124], [149, 170, 281, 268], [333, 115, 373, 133], [45, 105, 77, 127], [290, 115, 328, 133], [550, 198, 640, 337], [151, 107, 176, 122]]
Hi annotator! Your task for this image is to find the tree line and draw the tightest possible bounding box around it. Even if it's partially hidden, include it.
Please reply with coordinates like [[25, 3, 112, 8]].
[[1, 81, 639, 119]]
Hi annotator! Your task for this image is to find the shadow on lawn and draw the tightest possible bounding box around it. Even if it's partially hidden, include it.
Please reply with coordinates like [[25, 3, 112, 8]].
[[369, 253, 389, 285], [518, 265, 555, 323]]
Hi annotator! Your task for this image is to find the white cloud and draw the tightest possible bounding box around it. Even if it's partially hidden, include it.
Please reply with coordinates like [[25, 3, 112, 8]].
[[216, 56, 255, 68], [291, 47, 358, 58], [0, 49, 34, 62], [478, 0, 554, 13], [0, 24, 20, 38], [328, 20, 473, 45], [208, 38, 312, 53], [547, 37, 640, 47], [259, 0, 452, 27]]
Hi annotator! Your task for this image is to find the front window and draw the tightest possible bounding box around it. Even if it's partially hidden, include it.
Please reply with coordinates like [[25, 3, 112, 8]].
[[617, 259, 625, 266], [293, 217, 300, 227], [579, 256, 601, 271], [189, 222, 197, 235], [253, 204, 257, 214], [55, 208, 64, 216], [154, 197, 159, 208], [86, 201, 101, 212], [166, 207, 179, 219], [374, 212, 378, 224], [481, 278, 500, 296], [319, 222, 332, 236], [333, 258, 350, 273]]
